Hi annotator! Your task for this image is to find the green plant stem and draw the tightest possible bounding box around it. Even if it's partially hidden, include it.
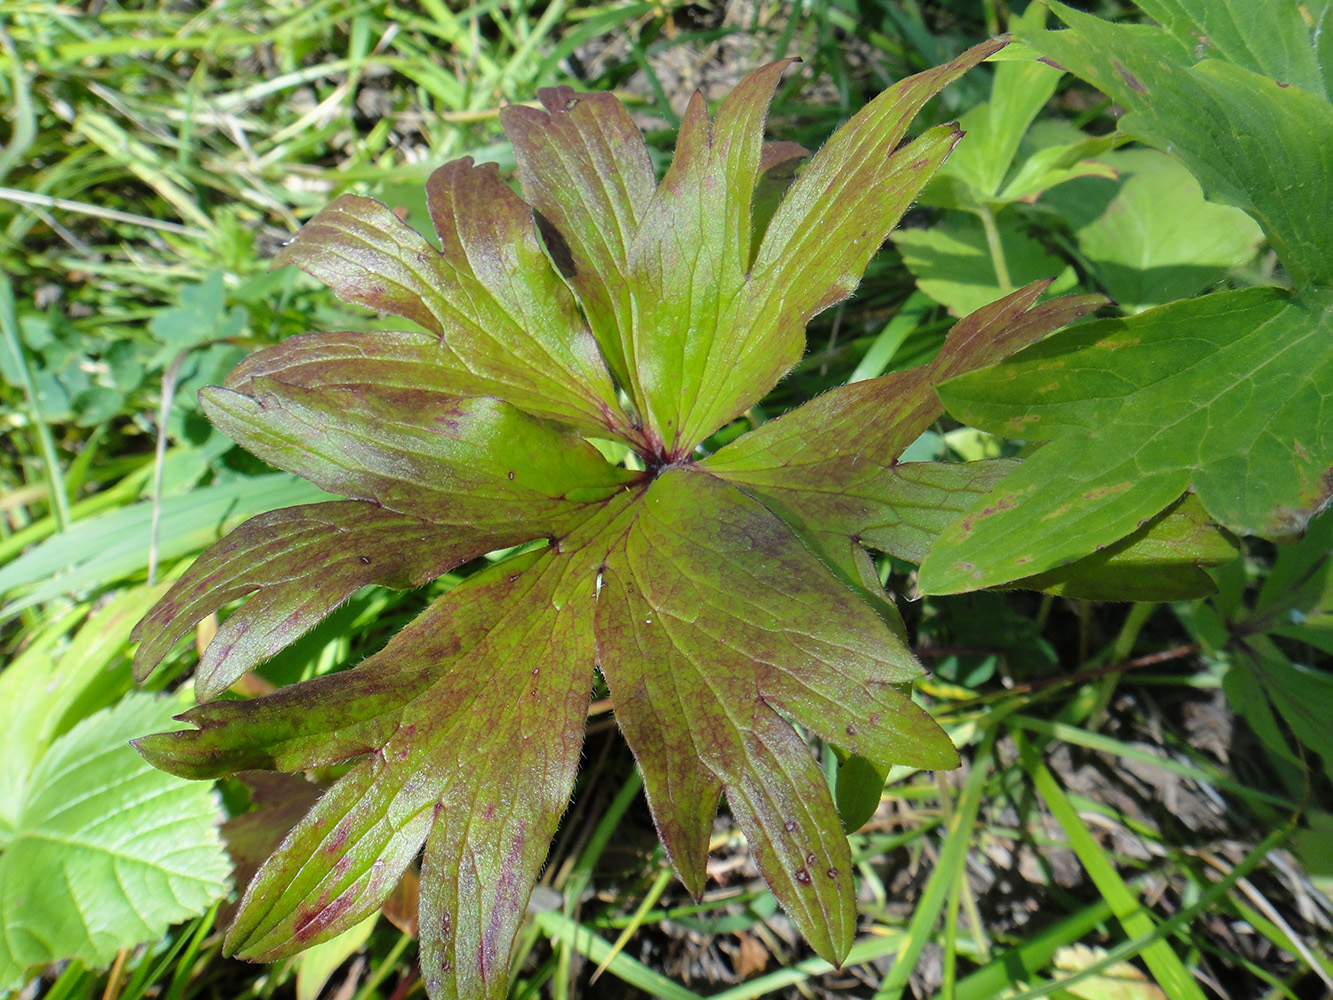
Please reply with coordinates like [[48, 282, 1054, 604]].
[[0, 276, 70, 532], [350, 931, 414, 1000], [147, 348, 190, 586], [977, 206, 1011, 293]]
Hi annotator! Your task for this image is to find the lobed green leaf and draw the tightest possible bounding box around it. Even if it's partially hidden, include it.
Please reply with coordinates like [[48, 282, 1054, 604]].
[[272, 161, 625, 437], [1023, 2, 1333, 289], [921, 287, 1333, 592], [131, 501, 516, 701], [202, 382, 639, 532], [594, 469, 954, 964]]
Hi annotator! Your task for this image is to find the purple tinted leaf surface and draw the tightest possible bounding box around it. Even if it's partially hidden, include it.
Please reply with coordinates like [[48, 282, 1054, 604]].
[[131, 41, 1229, 1000]]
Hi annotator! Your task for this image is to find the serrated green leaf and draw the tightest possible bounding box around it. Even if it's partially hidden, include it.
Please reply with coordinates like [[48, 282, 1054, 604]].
[[0, 588, 165, 839], [921, 287, 1333, 592], [0, 694, 230, 993], [1132, 0, 1331, 100], [271, 163, 626, 438], [1023, 2, 1333, 288]]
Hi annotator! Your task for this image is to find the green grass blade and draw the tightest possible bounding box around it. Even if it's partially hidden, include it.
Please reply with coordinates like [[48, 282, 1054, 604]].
[[1019, 734, 1208, 1000]]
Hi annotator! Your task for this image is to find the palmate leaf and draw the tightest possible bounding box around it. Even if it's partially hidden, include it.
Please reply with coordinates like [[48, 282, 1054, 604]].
[[131, 42, 1226, 1000], [504, 39, 1007, 457]]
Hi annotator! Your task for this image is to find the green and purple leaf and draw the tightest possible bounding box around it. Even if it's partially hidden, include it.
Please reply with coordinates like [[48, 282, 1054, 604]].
[[594, 469, 954, 962], [130, 501, 507, 701], [705, 282, 1105, 548], [129, 40, 1241, 1000], [201, 383, 638, 531], [272, 160, 626, 438]]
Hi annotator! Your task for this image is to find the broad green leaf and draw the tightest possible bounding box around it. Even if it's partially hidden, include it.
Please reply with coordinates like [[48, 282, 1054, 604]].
[[130, 501, 521, 701], [921, 287, 1333, 592], [892, 211, 1079, 317], [1023, 2, 1333, 288], [1132, 0, 1331, 100], [271, 162, 626, 438], [594, 468, 955, 964], [202, 382, 638, 530], [1007, 492, 1237, 601], [1042, 147, 1264, 313], [0, 695, 230, 993]]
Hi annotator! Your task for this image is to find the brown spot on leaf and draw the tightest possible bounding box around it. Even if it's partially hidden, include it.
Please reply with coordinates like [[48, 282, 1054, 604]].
[[1082, 482, 1132, 501], [1113, 60, 1147, 94], [826, 867, 839, 879], [794, 868, 811, 884]]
